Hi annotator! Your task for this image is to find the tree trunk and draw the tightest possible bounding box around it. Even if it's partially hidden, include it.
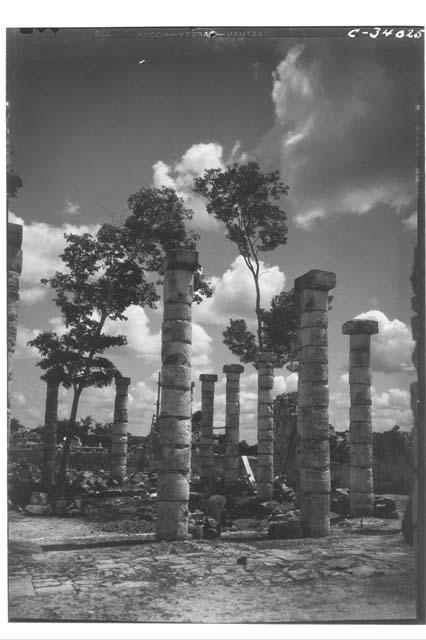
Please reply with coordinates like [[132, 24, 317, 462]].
[[42, 380, 59, 493], [253, 272, 263, 351], [56, 388, 82, 497]]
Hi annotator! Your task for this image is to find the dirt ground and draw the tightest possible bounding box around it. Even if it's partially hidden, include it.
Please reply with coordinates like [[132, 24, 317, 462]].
[[8, 494, 416, 624]]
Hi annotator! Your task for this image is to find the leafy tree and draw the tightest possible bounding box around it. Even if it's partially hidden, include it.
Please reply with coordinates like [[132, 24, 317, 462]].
[[29, 228, 158, 495], [9, 418, 41, 447], [194, 162, 288, 351], [7, 169, 23, 201], [29, 187, 211, 495]]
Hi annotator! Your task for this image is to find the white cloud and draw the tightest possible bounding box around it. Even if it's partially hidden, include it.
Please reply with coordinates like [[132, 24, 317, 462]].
[[402, 211, 417, 232], [193, 255, 285, 326], [274, 372, 298, 395], [15, 325, 40, 358], [105, 305, 161, 362], [260, 43, 416, 229], [354, 310, 415, 374], [371, 386, 412, 431], [152, 141, 247, 232], [11, 391, 26, 407], [63, 199, 81, 216], [8, 212, 99, 304]]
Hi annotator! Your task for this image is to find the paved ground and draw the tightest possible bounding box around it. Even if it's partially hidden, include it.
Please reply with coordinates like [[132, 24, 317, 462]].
[[8, 501, 416, 624]]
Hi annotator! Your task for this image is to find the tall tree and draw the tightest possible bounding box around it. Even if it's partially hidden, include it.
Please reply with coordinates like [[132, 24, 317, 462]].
[[194, 161, 288, 350], [30, 187, 211, 495]]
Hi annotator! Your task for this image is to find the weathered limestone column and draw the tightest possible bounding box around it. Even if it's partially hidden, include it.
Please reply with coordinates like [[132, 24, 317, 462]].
[[42, 379, 59, 491], [111, 376, 131, 482], [157, 249, 199, 540], [199, 374, 218, 485], [223, 364, 244, 488], [342, 319, 379, 517], [7, 222, 23, 442], [295, 269, 336, 537], [256, 352, 275, 500]]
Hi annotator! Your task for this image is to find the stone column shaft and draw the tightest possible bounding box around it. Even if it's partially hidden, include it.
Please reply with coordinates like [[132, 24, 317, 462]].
[[295, 269, 336, 537], [157, 249, 199, 540], [256, 352, 275, 500], [343, 319, 379, 517], [223, 364, 244, 487], [42, 379, 59, 490], [199, 374, 218, 484], [111, 376, 131, 482]]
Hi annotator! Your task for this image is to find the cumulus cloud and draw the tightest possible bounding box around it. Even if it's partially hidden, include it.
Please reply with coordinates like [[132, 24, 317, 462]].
[[15, 325, 40, 358], [371, 386, 412, 431], [152, 141, 247, 231], [402, 211, 417, 232], [63, 199, 81, 216], [274, 372, 298, 395], [354, 310, 415, 374], [193, 255, 285, 326], [8, 212, 99, 304], [11, 391, 27, 408], [257, 41, 419, 229]]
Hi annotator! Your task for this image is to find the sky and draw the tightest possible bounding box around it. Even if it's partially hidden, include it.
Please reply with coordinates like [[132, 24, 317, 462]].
[[6, 27, 423, 442]]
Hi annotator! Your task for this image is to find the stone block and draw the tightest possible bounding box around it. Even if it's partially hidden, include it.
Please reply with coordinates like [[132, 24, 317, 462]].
[[300, 467, 330, 493], [161, 388, 192, 417], [350, 443, 373, 467], [256, 464, 274, 483], [256, 428, 274, 442], [226, 401, 240, 416], [298, 382, 329, 407], [162, 319, 192, 344], [223, 364, 244, 374], [158, 472, 190, 501], [298, 407, 329, 440], [258, 375, 275, 390], [295, 269, 336, 292], [349, 466, 373, 493], [349, 334, 370, 350], [350, 405, 371, 422], [161, 363, 192, 389], [301, 310, 328, 329], [301, 494, 330, 537], [349, 349, 371, 367], [300, 440, 330, 468], [299, 289, 329, 312], [349, 367, 371, 385], [159, 417, 191, 445], [199, 373, 218, 383], [163, 269, 194, 304], [159, 445, 191, 472], [349, 421, 372, 444], [350, 383, 371, 405], [25, 504, 53, 516], [298, 363, 328, 383], [156, 501, 189, 541], [257, 440, 273, 455], [300, 326, 328, 347], [162, 341, 191, 367], [163, 301, 192, 322], [162, 249, 199, 273], [299, 346, 328, 364], [258, 403, 274, 418], [342, 319, 379, 335]]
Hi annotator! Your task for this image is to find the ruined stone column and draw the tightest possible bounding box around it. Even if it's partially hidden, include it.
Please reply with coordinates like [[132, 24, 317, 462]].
[[157, 249, 199, 540], [256, 352, 275, 500], [342, 319, 379, 517], [295, 269, 336, 537], [199, 374, 218, 485], [223, 364, 244, 488], [42, 379, 59, 491], [111, 376, 131, 482], [7, 222, 23, 442]]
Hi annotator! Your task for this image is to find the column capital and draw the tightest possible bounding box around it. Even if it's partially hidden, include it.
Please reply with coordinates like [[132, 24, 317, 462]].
[[199, 373, 218, 382], [342, 319, 379, 335], [160, 249, 199, 275], [295, 269, 336, 292], [115, 376, 131, 387], [223, 364, 244, 374]]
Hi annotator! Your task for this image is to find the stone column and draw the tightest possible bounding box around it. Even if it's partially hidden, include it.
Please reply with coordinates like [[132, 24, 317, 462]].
[[7, 222, 23, 442], [157, 249, 199, 540], [223, 364, 244, 488], [295, 269, 336, 537], [111, 376, 131, 482], [42, 379, 59, 491], [199, 374, 218, 485], [342, 319, 379, 517], [255, 352, 275, 500]]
